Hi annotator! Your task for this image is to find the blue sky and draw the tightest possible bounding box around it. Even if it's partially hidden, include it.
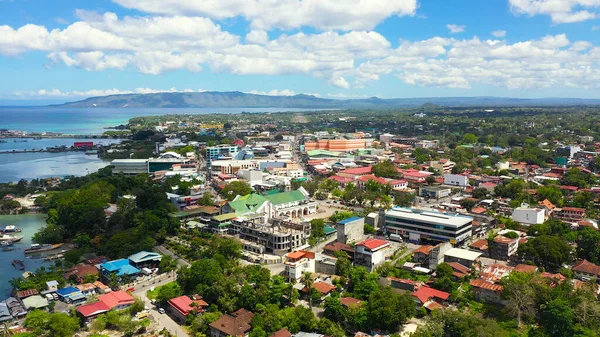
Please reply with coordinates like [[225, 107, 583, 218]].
[[2, 0, 600, 101]]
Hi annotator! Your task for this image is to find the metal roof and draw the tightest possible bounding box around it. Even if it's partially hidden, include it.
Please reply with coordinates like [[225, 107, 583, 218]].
[[386, 207, 473, 228]]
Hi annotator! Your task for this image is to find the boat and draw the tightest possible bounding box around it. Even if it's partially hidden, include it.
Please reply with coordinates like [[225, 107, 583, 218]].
[[24, 243, 63, 254], [44, 254, 64, 261], [0, 140, 6, 143], [1, 241, 13, 247], [13, 139, 27, 143], [0, 234, 24, 243], [11, 259, 24, 270], [2, 225, 22, 233]]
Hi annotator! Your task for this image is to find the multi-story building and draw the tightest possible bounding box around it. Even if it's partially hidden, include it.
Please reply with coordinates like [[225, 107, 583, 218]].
[[111, 159, 149, 175], [230, 217, 311, 255], [488, 235, 519, 261], [336, 217, 365, 244], [572, 259, 600, 282], [354, 238, 391, 271], [512, 206, 545, 225], [470, 279, 504, 304], [206, 145, 239, 162], [384, 207, 473, 245], [443, 248, 482, 268], [443, 173, 469, 187], [428, 159, 455, 173], [554, 207, 586, 221], [303, 139, 367, 152], [283, 250, 316, 281], [223, 188, 317, 220]]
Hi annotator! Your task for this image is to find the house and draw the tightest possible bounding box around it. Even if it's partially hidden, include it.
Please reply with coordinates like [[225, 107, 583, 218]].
[[470, 278, 504, 304], [5, 298, 26, 319], [128, 251, 162, 269], [323, 242, 355, 260], [76, 301, 111, 321], [354, 238, 391, 271], [45, 280, 59, 292], [469, 239, 489, 255], [443, 248, 482, 268], [63, 264, 99, 283], [447, 262, 470, 279], [93, 281, 111, 294], [488, 235, 519, 261], [56, 287, 86, 305], [76, 283, 97, 297], [411, 286, 450, 306], [412, 245, 434, 266], [284, 250, 316, 281], [514, 264, 538, 273], [539, 199, 556, 216], [168, 295, 209, 324], [339, 297, 363, 309], [22, 295, 49, 310], [0, 302, 11, 322], [387, 277, 423, 292], [480, 264, 514, 283], [307, 282, 337, 299], [270, 328, 292, 337], [572, 259, 600, 282], [98, 291, 135, 310], [209, 308, 255, 337], [15, 289, 39, 300]]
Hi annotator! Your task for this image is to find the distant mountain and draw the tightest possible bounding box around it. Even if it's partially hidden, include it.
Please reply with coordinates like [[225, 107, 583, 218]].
[[51, 91, 600, 108]]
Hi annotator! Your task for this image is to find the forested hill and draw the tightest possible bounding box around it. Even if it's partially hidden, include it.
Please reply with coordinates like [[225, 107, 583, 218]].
[[52, 91, 600, 108]]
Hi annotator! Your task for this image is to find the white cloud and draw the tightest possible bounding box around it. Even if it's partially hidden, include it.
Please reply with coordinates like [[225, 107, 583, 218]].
[[246, 30, 269, 45], [492, 30, 506, 37], [447, 24, 465, 34], [247, 89, 297, 96], [330, 76, 350, 88], [112, 0, 418, 31], [509, 0, 600, 23], [13, 87, 199, 98]]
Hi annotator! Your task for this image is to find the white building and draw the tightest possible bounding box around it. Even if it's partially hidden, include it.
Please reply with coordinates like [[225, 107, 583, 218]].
[[284, 250, 316, 281], [512, 206, 545, 225], [443, 173, 469, 187], [354, 238, 391, 271], [111, 159, 148, 175]]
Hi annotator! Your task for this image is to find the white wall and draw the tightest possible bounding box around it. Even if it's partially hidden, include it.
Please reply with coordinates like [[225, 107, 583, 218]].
[[444, 174, 469, 187], [512, 208, 545, 225]]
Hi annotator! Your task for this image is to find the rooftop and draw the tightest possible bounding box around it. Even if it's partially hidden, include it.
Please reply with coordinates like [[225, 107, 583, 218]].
[[470, 278, 504, 292], [338, 216, 363, 225], [411, 286, 450, 303], [514, 264, 538, 273], [386, 207, 473, 228], [100, 259, 140, 276], [311, 282, 337, 294], [444, 248, 482, 261], [356, 238, 390, 251], [128, 251, 162, 264]]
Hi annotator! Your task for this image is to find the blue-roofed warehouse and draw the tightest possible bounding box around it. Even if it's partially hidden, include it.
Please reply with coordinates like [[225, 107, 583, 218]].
[[100, 259, 140, 278], [56, 287, 85, 304]]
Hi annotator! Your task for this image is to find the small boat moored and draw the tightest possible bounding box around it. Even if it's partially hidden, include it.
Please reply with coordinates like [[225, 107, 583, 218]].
[[11, 259, 24, 270]]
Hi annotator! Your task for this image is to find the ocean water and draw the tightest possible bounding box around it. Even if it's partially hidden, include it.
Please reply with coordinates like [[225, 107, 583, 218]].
[[0, 138, 121, 152], [0, 107, 318, 134], [0, 214, 49, 298], [0, 152, 110, 182]]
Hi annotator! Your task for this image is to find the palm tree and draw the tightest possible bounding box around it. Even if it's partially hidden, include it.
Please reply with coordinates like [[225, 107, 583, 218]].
[[0, 322, 13, 337], [302, 272, 314, 307]]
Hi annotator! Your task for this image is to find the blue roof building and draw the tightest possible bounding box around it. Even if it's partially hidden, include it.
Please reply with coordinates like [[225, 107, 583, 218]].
[[337, 217, 363, 225], [100, 259, 140, 277]]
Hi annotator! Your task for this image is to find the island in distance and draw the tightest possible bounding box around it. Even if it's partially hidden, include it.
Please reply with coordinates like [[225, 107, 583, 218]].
[[52, 91, 600, 109]]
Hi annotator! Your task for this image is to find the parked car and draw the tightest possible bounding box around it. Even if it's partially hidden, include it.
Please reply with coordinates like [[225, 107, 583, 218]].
[[158, 307, 165, 314]]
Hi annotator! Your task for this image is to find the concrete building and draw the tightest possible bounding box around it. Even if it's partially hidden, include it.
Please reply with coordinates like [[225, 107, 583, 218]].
[[419, 185, 452, 199], [443, 173, 469, 187], [336, 217, 365, 244], [231, 217, 311, 255], [167, 295, 208, 324], [354, 238, 391, 271], [488, 235, 519, 261], [428, 159, 455, 174], [384, 207, 473, 245], [512, 206, 545, 225], [443, 248, 482, 268], [470, 279, 504, 304], [304, 139, 367, 152], [111, 159, 148, 175], [315, 255, 337, 275], [206, 145, 239, 162], [284, 250, 315, 281], [572, 259, 600, 282]]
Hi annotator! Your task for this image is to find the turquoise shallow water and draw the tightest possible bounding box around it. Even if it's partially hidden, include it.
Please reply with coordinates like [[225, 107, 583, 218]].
[[0, 214, 48, 298], [0, 152, 110, 182], [0, 107, 318, 134]]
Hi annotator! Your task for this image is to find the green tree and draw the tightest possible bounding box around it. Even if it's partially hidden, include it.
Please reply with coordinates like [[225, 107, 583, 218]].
[[460, 199, 476, 211], [156, 282, 183, 305], [576, 227, 600, 264], [501, 272, 538, 328], [462, 133, 478, 144], [518, 235, 572, 272], [366, 287, 415, 331], [372, 161, 399, 178], [541, 298, 575, 337], [221, 181, 253, 201]]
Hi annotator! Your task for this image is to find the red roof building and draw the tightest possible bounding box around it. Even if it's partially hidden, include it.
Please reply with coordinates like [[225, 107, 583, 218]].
[[98, 291, 135, 309], [411, 286, 450, 304], [77, 301, 110, 319], [168, 295, 209, 323], [356, 238, 390, 251], [310, 282, 337, 295], [270, 328, 292, 337], [573, 259, 600, 279], [514, 264, 538, 273], [337, 166, 372, 178]]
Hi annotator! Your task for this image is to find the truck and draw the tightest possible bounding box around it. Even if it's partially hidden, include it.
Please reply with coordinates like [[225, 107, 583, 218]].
[[389, 234, 403, 242]]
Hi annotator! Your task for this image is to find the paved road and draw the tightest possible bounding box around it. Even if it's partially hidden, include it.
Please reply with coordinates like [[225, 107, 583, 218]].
[[156, 245, 190, 267], [132, 274, 189, 337]]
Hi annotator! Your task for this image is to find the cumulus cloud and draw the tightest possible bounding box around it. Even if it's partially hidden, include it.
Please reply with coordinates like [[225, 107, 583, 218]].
[[247, 89, 297, 96], [492, 30, 506, 37], [330, 76, 350, 88], [13, 87, 202, 98], [447, 24, 465, 33], [509, 0, 599, 23], [112, 0, 418, 31]]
